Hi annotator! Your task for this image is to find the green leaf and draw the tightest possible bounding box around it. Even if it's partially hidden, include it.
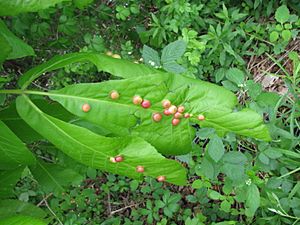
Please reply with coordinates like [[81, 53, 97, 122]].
[[73, 0, 94, 9], [222, 151, 247, 165], [49, 74, 270, 155], [258, 152, 270, 165], [0, 199, 46, 220], [275, 5, 290, 24], [207, 135, 225, 162], [226, 68, 245, 86], [142, 45, 161, 67], [0, 98, 74, 143], [0, 121, 36, 170], [161, 40, 186, 63], [162, 61, 186, 74], [16, 95, 187, 185], [30, 160, 83, 193], [264, 148, 283, 159], [0, 0, 70, 16], [0, 35, 11, 64], [18, 54, 271, 156], [221, 80, 239, 92], [245, 184, 260, 217], [0, 20, 34, 60], [269, 31, 279, 42], [18, 53, 157, 89], [0, 215, 46, 225], [282, 30, 292, 42], [0, 167, 24, 198], [208, 190, 222, 200]]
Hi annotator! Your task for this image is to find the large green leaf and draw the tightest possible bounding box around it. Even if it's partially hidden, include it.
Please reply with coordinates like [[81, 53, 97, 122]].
[[0, 20, 34, 60], [18, 53, 157, 89], [0, 121, 35, 170], [0, 167, 24, 198], [0, 0, 70, 16], [49, 73, 270, 155], [0, 98, 74, 143], [16, 95, 187, 185], [0, 215, 46, 225], [30, 160, 83, 193], [0, 200, 46, 220], [17, 53, 271, 155]]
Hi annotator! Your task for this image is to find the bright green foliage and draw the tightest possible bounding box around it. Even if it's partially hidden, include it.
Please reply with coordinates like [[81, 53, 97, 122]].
[[0, 0, 70, 16], [0, 121, 36, 170], [0, 167, 24, 198], [30, 160, 83, 193], [0, 20, 34, 60], [0, 200, 46, 220], [0, 215, 46, 225], [46, 54, 270, 155], [16, 95, 187, 185]]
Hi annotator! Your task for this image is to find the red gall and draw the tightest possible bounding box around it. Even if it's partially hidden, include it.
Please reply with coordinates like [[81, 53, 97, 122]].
[[172, 118, 180, 126], [141, 100, 151, 108], [152, 113, 162, 122]]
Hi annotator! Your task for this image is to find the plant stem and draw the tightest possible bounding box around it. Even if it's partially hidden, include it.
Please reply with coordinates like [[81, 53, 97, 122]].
[[0, 89, 50, 96]]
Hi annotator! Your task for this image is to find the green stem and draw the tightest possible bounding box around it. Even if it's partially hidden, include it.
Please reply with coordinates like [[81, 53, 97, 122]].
[[279, 167, 300, 179], [0, 89, 50, 96]]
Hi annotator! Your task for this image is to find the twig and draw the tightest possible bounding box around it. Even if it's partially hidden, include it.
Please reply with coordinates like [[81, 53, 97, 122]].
[[36, 193, 53, 207], [110, 203, 140, 215]]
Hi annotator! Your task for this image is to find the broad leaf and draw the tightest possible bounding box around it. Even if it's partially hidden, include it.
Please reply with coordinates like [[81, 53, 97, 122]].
[[0, 98, 74, 143], [142, 45, 161, 67], [30, 160, 83, 193], [18, 53, 157, 89], [0, 167, 24, 198], [245, 184, 260, 217], [207, 135, 225, 162], [275, 5, 290, 24], [0, 0, 70, 16], [0, 121, 36, 170], [17, 53, 271, 155], [161, 40, 186, 63], [49, 73, 271, 155], [0, 215, 46, 225], [0, 200, 46, 220], [16, 95, 187, 185], [0, 20, 34, 60]]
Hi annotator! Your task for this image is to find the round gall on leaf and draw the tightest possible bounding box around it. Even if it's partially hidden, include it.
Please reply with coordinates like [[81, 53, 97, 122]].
[[152, 113, 162, 122], [168, 105, 177, 114], [162, 99, 171, 108], [110, 91, 120, 100], [172, 118, 180, 126], [112, 54, 121, 59], [174, 112, 182, 119], [157, 175, 166, 182], [106, 51, 113, 56], [163, 109, 172, 116], [136, 166, 145, 173], [198, 114, 205, 121], [184, 113, 190, 118], [82, 103, 91, 112], [141, 100, 151, 108], [177, 106, 185, 113], [110, 157, 116, 163], [133, 95, 143, 105], [115, 155, 123, 162]]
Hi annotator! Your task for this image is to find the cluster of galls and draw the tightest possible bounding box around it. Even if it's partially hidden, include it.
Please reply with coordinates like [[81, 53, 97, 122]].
[[80, 90, 206, 183]]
